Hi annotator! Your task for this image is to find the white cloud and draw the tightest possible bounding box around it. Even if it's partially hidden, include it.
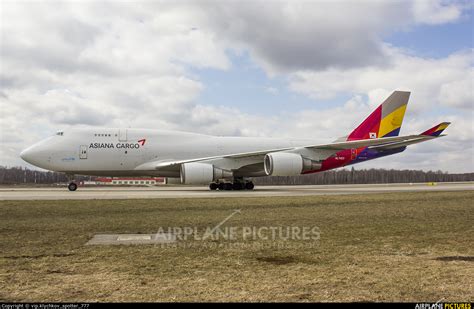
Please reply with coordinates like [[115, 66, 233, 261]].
[[0, 0, 472, 173], [265, 87, 279, 95], [413, 0, 463, 25], [288, 48, 473, 111], [439, 73, 474, 109], [181, 0, 466, 74]]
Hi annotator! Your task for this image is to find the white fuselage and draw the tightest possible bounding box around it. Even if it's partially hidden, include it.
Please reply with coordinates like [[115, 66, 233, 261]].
[[20, 128, 315, 177]]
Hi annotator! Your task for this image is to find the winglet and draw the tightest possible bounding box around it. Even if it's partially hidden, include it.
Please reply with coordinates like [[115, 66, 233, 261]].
[[420, 122, 451, 137]]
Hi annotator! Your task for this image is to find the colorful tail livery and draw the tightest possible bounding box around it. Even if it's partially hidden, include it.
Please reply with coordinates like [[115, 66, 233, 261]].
[[314, 91, 451, 173], [347, 91, 409, 141], [421, 122, 451, 137]]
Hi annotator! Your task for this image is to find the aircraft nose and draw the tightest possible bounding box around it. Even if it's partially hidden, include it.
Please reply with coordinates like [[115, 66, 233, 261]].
[[20, 147, 35, 164], [20, 136, 56, 169]]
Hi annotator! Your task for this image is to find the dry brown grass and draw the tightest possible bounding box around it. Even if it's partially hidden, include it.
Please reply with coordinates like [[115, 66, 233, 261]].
[[0, 191, 473, 302]]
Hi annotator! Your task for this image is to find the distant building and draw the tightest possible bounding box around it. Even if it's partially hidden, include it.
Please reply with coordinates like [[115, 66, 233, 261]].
[[80, 180, 99, 186], [95, 177, 166, 185]]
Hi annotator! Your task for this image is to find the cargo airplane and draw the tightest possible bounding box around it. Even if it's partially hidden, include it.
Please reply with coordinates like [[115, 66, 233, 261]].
[[20, 91, 450, 191]]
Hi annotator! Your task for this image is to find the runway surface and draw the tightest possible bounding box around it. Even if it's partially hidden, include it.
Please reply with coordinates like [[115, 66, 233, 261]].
[[0, 182, 472, 200]]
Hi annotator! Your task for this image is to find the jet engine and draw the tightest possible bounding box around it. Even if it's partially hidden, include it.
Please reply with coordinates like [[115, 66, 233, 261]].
[[264, 152, 321, 176], [180, 162, 232, 184]]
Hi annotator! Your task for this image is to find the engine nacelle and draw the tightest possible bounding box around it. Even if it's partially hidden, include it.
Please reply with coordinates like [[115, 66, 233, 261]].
[[264, 152, 321, 176], [180, 162, 232, 184]]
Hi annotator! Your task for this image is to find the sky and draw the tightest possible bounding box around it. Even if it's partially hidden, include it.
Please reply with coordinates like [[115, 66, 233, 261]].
[[0, 0, 473, 173]]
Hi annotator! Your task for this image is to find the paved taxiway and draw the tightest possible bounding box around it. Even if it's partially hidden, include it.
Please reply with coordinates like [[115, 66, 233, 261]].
[[0, 182, 472, 200]]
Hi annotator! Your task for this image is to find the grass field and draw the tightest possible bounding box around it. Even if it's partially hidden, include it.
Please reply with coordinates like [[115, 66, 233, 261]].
[[0, 191, 473, 302]]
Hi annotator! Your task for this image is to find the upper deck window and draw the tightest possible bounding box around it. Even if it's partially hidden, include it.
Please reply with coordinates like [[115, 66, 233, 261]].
[[94, 133, 112, 137]]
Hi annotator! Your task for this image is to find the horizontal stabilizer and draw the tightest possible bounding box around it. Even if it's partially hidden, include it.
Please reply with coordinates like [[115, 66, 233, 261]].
[[421, 122, 451, 137]]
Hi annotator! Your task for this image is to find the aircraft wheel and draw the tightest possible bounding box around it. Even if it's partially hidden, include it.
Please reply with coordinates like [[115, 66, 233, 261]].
[[218, 183, 225, 190], [68, 182, 78, 191], [209, 183, 218, 190], [223, 183, 233, 191], [232, 182, 243, 190], [245, 182, 254, 190]]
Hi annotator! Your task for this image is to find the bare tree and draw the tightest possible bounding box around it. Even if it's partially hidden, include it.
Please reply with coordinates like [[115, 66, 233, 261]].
[[253, 167, 473, 185]]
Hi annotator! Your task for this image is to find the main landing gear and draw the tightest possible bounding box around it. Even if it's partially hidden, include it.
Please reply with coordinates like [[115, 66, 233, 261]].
[[209, 178, 254, 191]]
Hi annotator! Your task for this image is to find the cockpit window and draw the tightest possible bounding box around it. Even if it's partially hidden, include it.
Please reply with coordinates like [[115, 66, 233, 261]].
[[56, 131, 64, 136]]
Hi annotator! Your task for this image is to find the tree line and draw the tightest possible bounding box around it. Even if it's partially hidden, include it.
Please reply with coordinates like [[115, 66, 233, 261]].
[[253, 167, 473, 185], [0, 166, 90, 184], [0, 166, 472, 185]]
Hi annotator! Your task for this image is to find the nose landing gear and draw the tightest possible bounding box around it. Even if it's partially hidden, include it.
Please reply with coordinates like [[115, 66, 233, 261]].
[[66, 174, 77, 191], [68, 182, 78, 191]]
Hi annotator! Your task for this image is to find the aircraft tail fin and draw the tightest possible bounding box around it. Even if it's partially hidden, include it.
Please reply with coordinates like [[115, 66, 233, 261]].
[[347, 91, 410, 141], [420, 122, 451, 137]]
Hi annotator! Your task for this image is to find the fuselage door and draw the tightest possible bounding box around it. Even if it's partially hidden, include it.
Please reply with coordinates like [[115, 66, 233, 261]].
[[79, 145, 88, 159], [119, 129, 128, 142]]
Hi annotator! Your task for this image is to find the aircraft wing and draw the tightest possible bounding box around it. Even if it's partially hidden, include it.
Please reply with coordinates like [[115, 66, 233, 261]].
[[134, 133, 437, 172]]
